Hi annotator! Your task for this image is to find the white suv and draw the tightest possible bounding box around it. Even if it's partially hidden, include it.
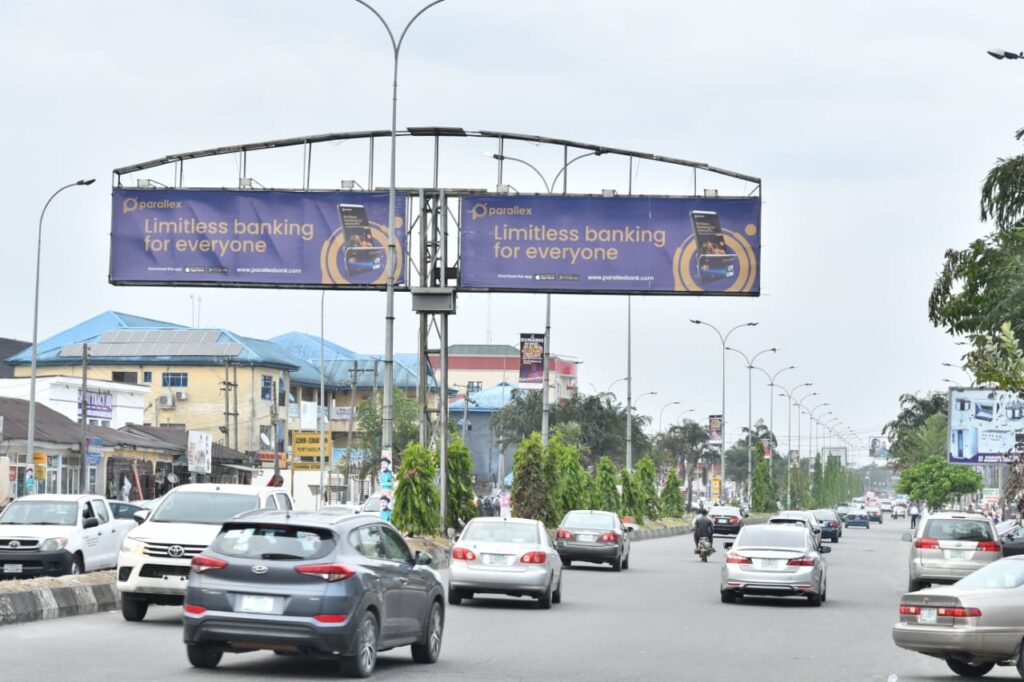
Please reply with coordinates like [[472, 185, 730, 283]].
[[116, 483, 294, 621]]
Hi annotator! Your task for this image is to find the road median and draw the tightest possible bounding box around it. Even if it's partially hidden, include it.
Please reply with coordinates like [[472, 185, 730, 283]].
[[0, 570, 119, 627]]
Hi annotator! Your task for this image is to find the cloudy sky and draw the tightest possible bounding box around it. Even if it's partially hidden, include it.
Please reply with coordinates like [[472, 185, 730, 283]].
[[3, 1, 1023, 465]]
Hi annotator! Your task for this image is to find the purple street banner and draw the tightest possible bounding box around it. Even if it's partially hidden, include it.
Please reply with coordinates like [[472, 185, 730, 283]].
[[110, 189, 407, 288], [459, 195, 761, 294], [708, 415, 723, 444], [519, 333, 545, 388]]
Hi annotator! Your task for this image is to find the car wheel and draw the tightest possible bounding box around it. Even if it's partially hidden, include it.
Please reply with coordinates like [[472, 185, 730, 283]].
[[560, 558, 572, 568], [611, 555, 622, 572], [537, 581, 553, 610], [69, 553, 84, 576], [411, 601, 443, 664], [946, 658, 994, 677], [807, 591, 822, 607], [446, 586, 462, 606], [1016, 639, 1024, 678], [720, 590, 736, 603], [623, 553, 630, 570], [908, 578, 927, 592], [121, 596, 149, 622], [340, 610, 378, 678], [552, 576, 562, 604], [186, 644, 222, 669]]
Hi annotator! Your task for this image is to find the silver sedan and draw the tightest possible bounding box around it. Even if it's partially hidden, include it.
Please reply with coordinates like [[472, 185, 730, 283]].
[[893, 555, 1024, 678], [448, 517, 563, 609], [721, 525, 830, 606]]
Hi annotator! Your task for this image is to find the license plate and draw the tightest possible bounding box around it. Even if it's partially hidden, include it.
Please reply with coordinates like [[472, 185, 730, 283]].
[[238, 594, 275, 614], [483, 554, 513, 566], [756, 559, 782, 570], [948, 550, 968, 559], [3, 564, 22, 574], [578, 534, 596, 543], [919, 608, 937, 624]]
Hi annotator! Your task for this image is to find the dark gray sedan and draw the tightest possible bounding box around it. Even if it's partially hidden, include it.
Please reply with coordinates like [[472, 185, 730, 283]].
[[182, 510, 444, 678], [554, 510, 632, 571]]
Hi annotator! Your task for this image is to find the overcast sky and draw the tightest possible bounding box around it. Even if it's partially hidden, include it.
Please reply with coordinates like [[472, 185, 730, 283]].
[[3, 1, 1023, 466]]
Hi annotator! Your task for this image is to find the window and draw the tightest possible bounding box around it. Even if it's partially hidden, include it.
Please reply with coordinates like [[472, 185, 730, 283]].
[[275, 493, 292, 511], [467, 381, 482, 394], [112, 371, 138, 384], [161, 372, 188, 388], [351, 525, 386, 560], [212, 525, 334, 561], [143, 371, 152, 383], [380, 526, 413, 563], [461, 521, 539, 544], [261, 375, 273, 401], [93, 501, 109, 525], [263, 495, 279, 509]]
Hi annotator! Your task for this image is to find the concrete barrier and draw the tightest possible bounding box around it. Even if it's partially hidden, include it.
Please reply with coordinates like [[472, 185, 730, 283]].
[[0, 571, 119, 627]]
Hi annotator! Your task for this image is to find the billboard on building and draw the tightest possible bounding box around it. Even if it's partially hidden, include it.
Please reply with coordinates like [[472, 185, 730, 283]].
[[187, 431, 212, 475], [821, 446, 848, 463], [459, 195, 761, 295], [518, 333, 545, 388], [868, 436, 890, 459], [948, 388, 1024, 464], [708, 415, 723, 444], [110, 189, 407, 288]]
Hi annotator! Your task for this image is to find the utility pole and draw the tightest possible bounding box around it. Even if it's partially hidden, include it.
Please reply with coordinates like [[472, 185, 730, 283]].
[[232, 364, 239, 454], [346, 363, 376, 503], [79, 344, 89, 495], [222, 363, 232, 449]]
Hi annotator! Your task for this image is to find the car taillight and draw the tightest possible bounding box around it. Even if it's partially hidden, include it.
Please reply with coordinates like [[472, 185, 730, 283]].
[[451, 547, 477, 561], [977, 541, 1001, 552], [830, 521, 839, 528], [599, 532, 620, 543], [183, 604, 206, 615], [191, 554, 228, 573], [556, 529, 573, 540], [914, 537, 940, 549], [725, 553, 752, 564], [520, 551, 547, 564], [294, 563, 355, 582], [899, 605, 920, 615], [313, 614, 348, 623], [728, 517, 740, 524], [786, 556, 816, 567], [937, 607, 981, 618]]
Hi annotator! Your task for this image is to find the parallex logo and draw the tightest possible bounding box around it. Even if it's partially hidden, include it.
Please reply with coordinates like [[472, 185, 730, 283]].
[[122, 196, 183, 214], [470, 202, 533, 220]]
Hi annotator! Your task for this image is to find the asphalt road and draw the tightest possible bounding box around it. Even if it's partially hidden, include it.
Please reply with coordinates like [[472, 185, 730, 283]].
[[1, 520, 1017, 681]]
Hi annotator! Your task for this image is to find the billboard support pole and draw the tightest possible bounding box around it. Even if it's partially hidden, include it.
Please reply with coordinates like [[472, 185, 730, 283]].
[[625, 297, 632, 469]]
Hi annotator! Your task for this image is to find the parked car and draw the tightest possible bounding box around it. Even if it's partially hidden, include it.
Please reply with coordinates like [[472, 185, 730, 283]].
[[117, 483, 295, 621], [708, 505, 745, 536], [107, 500, 145, 521], [554, 509, 631, 570], [182, 510, 444, 677], [845, 509, 870, 529], [768, 511, 822, 548], [865, 505, 884, 524], [0, 495, 136, 578], [812, 509, 842, 543], [893, 555, 1024, 678], [907, 511, 1001, 592], [720, 525, 831, 606], [448, 517, 563, 608]]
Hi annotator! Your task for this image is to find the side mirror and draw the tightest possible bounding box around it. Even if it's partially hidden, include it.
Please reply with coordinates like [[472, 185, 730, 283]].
[[83, 517, 100, 529], [901, 532, 913, 542], [819, 545, 832, 554], [414, 550, 433, 566], [624, 526, 634, 533], [743, 511, 749, 518], [133, 510, 151, 525], [723, 542, 734, 550]]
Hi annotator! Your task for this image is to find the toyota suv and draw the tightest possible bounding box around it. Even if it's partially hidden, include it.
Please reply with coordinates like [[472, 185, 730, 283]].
[[907, 511, 1001, 591], [117, 483, 294, 621]]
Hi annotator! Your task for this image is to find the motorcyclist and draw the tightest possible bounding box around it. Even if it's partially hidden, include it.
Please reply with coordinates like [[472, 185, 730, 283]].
[[692, 507, 714, 553]]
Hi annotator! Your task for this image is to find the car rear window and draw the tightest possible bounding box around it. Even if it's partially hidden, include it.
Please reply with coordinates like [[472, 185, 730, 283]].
[[709, 507, 740, 517], [561, 512, 615, 530], [151, 491, 259, 524], [461, 521, 539, 544], [923, 519, 993, 542], [813, 511, 837, 522], [956, 560, 1024, 589], [212, 524, 335, 560], [735, 528, 808, 549]]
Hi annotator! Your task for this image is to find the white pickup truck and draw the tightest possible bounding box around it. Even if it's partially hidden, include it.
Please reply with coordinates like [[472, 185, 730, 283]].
[[0, 494, 136, 577]]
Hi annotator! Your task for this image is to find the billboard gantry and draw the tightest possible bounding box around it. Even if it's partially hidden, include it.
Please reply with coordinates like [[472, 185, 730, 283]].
[[110, 189, 407, 288]]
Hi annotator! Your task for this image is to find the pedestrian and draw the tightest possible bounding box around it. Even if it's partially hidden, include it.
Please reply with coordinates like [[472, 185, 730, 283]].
[[910, 502, 920, 529], [482, 495, 494, 517]]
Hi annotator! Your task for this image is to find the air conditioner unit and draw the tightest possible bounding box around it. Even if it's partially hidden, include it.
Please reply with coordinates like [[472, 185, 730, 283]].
[[157, 394, 176, 409], [175, 390, 189, 401]]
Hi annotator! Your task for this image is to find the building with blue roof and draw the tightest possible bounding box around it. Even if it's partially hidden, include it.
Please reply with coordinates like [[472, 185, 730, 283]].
[[448, 381, 518, 491]]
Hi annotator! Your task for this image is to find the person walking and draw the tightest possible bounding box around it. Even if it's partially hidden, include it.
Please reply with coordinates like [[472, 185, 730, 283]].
[[910, 502, 920, 530]]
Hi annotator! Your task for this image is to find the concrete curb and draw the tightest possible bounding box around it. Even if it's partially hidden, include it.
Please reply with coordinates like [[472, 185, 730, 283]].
[[0, 573, 119, 627], [630, 525, 689, 541]]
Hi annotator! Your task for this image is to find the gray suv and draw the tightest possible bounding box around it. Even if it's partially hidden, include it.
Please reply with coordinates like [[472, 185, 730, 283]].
[[907, 511, 1001, 591], [182, 510, 444, 677]]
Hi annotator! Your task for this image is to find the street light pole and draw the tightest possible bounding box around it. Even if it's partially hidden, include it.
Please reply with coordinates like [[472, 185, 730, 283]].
[[806, 403, 831, 461], [727, 346, 776, 500], [355, 0, 447, 481], [26, 178, 94, 486], [659, 401, 682, 433], [781, 385, 816, 508], [753, 365, 797, 482], [692, 320, 757, 502]]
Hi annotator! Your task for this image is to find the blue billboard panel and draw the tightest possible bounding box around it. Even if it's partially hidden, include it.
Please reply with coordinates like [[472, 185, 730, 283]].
[[459, 195, 761, 295], [110, 189, 406, 288]]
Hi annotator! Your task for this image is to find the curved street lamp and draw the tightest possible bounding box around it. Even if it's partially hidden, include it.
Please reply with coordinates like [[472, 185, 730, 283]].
[[659, 400, 682, 433], [727, 346, 777, 497]]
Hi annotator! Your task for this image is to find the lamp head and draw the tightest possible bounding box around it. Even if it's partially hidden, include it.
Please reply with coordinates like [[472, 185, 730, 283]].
[[77, 178, 96, 186], [746, 322, 759, 327], [690, 319, 702, 325]]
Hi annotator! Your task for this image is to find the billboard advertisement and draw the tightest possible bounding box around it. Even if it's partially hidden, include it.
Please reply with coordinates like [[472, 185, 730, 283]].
[[948, 388, 1024, 464], [708, 415, 723, 444], [187, 431, 212, 475], [868, 436, 890, 458], [110, 189, 406, 288], [519, 333, 545, 387], [459, 195, 761, 294]]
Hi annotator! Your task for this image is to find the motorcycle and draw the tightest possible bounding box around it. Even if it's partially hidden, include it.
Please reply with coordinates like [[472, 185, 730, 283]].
[[697, 536, 714, 562]]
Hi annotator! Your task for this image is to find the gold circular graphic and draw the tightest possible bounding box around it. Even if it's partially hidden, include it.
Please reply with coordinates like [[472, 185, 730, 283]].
[[319, 221, 403, 286], [744, 224, 758, 236], [672, 229, 758, 293]]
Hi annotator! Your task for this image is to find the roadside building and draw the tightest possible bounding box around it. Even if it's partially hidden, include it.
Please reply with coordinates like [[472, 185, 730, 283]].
[[434, 344, 579, 403], [0, 339, 29, 379], [0, 375, 149, 429], [448, 381, 518, 492]]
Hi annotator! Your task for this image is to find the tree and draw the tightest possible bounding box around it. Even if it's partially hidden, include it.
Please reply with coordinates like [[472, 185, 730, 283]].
[[884, 392, 949, 473], [391, 442, 440, 536], [788, 465, 812, 510], [811, 455, 825, 508], [750, 458, 776, 513], [662, 420, 710, 508], [634, 456, 661, 520], [356, 389, 420, 467], [490, 390, 542, 451], [895, 413, 950, 471], [550, 435, 591, 520], [659, 468, 685, 517], [966, 321, 1024, 392], [619, 468, 644, 524], [593, 456, 620, 513], [897, 455, 983, 510], [442, 436, 476, 531], [511, 433, 549, 522], [822, 455, 843, 508]]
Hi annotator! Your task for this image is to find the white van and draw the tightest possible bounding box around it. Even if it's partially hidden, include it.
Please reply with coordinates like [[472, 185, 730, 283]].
[[116, 483, 294, 621]]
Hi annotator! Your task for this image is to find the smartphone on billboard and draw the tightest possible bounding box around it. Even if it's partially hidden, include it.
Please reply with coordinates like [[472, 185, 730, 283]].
[[338, 204, 385, 276], [691, 210, 737, 284]]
